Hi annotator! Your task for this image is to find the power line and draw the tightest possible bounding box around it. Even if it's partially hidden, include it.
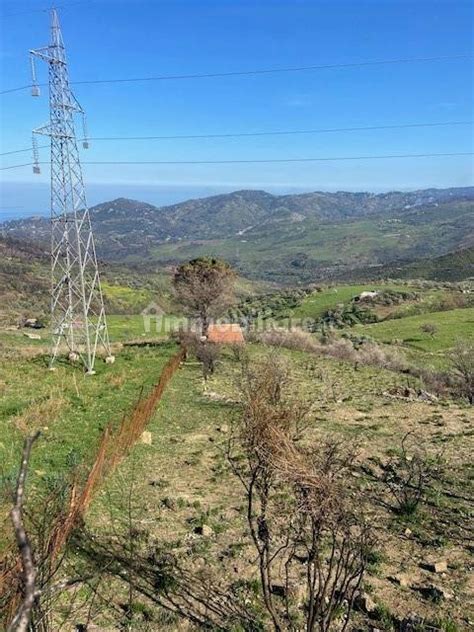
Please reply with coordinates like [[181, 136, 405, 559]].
[[1, 1, 93, 19], [0, 162, 36, 171], [1, 120, 471, 157], [1, 53, 472, 96], [0, 84, 33, 95], [1, 152, 472, 171]]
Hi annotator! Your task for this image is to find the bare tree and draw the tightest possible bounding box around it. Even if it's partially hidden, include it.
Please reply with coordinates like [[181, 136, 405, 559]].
[[228, 354, 374, 632], [4, 436, 102, 632], [8, 432, 40, 632], [172, 257, 236, 336]]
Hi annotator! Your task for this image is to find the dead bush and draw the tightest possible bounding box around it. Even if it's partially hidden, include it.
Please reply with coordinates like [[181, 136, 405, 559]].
[[228, 354, 375, 632], [256, 326, 322, 354], [380, 433, 442, 516], [420, 323, 437, 338], [355, 342, 407, 372], [449, 340, 474, 404], [196, 342, 220, 380], [254, 327, 411, 376], [323, 338, 358, 363], [172, 328, 200, 356]]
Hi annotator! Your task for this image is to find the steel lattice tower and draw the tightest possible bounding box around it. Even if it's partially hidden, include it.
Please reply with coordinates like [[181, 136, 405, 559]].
[[31, 9, 113, 374]]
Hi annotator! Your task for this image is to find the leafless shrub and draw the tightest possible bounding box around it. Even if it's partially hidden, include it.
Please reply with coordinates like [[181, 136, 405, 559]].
[[449, 340, 474, 404], [230, 342, 247, 362], [323, 338, 358, 363], [172, 327, 200, 356], [228, 354, 375, 632], [256, 326, 322, 353], [196, 342, 220, 380], [356, 342, 407, 372], [254, 327, 410, 376], [420, 323, 437, 338], [3, 435, 98, 632], [380, 433, 442, 516], [7, 433, 40, 632]]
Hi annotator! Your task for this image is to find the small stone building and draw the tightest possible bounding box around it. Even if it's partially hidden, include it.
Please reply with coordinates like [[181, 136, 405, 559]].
[[206, 323, 245, 344]]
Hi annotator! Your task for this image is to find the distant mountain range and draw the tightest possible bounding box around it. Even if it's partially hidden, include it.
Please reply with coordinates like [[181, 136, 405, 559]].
[[2, 186, 473, 282]]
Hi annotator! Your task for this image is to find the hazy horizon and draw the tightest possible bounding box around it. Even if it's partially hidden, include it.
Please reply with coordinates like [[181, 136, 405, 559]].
[[1, 180, 473, 222], [1, 0, 472, 219]]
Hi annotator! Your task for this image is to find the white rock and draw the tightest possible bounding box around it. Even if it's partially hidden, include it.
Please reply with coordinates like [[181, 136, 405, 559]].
[[141, 431, 152, 445]]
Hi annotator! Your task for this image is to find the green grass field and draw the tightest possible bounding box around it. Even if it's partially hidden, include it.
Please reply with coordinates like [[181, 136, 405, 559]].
[[362, 307, 474, 352], [289, 284, 404, 318], [0, 342, 176, 491], [106, 314, 185, 341]]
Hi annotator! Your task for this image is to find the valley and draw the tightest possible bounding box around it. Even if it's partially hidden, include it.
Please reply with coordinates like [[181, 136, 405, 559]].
[[0, 187, 473, 631], [2, 187, 473, 283]]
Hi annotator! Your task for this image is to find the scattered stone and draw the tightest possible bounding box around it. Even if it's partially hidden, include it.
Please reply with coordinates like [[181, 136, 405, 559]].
[[418, 390, 439, 403], [423, 559, 448, 574], [440, 587, 454, 600], [140, 431, 152, 445], [383, 386, 438, 403], [404, 528, 413, 537], [105, 355, 116, 364], [23, 318, 44, 329], [192, 556, 207, 567], [161, 497, 177, 510], [415, 583, 452, 602], [217, 424, 229, 433], [401, 612, 425, 630], [194, 524, 214, 537], [24, 332, 41, 340], [388, 574, 409, 588], [354, 591, 377, 614]]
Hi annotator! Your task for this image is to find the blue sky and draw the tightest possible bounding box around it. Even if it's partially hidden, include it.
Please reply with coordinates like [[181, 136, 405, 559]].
[[0, 0, 473, 218]]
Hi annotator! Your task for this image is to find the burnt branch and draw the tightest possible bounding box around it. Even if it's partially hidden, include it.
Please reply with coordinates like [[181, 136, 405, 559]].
[[7, 431, 41, 632]]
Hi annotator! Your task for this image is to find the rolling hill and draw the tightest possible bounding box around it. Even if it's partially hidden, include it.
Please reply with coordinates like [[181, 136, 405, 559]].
[[1, 186, 473, 282], [334, 245, 474, 282]]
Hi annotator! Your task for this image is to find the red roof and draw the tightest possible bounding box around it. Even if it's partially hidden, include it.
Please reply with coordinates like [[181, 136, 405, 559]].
[[207, 323, 245, 344]]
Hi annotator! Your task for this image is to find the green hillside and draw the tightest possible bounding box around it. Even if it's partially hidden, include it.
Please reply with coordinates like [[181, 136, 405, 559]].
[[363, 307, 474, 353], [146, 201, 474, 282], [334, 246, 474, 283], [3, 187, 473, 283]]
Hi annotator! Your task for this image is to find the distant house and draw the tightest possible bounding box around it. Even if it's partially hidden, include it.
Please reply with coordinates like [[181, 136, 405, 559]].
[[356, 291, 379, 301], [207, 323, 245, 344]]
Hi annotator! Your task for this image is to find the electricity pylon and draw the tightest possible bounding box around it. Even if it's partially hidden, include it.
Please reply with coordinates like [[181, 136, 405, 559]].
[[30, 8, 113, 374]]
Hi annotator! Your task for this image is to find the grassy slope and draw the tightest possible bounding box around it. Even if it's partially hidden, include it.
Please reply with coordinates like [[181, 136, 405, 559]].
[[289, 283, 409, 318], [84, 344, 473, 630], [1, 305, 472, 628], [362, 307, 474, 352], [0, 344, 176, 480]]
